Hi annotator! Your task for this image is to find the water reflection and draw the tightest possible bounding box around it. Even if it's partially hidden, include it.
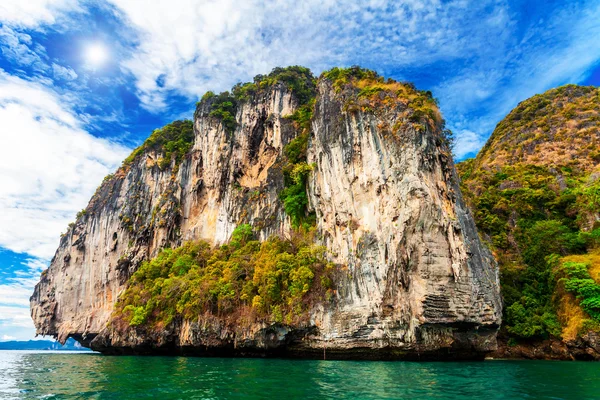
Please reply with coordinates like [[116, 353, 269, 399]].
[[1, 351, 599, 399]]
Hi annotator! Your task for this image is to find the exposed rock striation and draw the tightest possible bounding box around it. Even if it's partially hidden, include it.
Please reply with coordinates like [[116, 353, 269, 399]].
[[302, 77, 501, 357], [31, 67, 502, 359], [31, 83, 298, 346]]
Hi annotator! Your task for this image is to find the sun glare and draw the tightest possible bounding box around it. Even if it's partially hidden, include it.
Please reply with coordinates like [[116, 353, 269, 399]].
[[85, 42, 109, 67]]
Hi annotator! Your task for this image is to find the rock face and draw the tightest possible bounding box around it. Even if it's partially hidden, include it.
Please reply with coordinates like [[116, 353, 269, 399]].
[[31, 68, 502, 359], [303, 79, 501, 357], [30, 85, 298, 346], [491, 333, 600, 361]]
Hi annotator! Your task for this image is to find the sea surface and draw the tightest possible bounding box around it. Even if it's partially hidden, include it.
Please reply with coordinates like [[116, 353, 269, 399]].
[[0, 351, 599, 399]]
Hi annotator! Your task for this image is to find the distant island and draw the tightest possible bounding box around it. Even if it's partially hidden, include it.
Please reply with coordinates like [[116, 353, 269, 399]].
[[0, 338, 91, 351]]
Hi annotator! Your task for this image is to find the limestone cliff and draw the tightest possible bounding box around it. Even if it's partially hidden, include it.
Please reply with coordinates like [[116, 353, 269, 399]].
[[31, 67, 501, 359], [304, 77, 501, 356]]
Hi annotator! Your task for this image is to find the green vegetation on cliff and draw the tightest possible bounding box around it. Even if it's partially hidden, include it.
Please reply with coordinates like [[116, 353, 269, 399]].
[[201, 91, 238, 134], [553, 251, 600, 338], [458, 84, 600, 342], [112, 225, 338, 330], [322, 66, 443, 131], [233, 66, 316, 106], [198, 66, 317, 136], [280, 99, 316, 228], [558, 259, 600, 321], [123, 120, 194, 170]]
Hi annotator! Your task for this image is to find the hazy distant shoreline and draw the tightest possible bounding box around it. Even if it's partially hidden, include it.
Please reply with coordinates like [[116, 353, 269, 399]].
[[0, 338, 92, 351]]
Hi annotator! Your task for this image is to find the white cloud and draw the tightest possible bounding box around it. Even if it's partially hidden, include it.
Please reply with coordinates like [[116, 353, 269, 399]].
[[0, 0, 81, 28], [106, 0, 511, 111], [5, 0, 599, 160], [436, 2, 600, 160], [0, 258, 47, 340], [1, 335, 17, 341], [106, 0, 600, 162], [0, 71, 130, 259], [0, 66, 128, 338], [0, 259, 45, 307], [51, 63, 78, 81], [0, 25, 48, 71], [453, 129, 488, 159], [0, 306, 33, 328]]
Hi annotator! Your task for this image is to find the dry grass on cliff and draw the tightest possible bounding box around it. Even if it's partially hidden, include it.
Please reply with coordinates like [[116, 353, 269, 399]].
[[561, 250, 600, 284], [554, 250, 600, 340], [353, 78, 442, 128], [555, 286, 588, 341], [477, 85, 600, 171], [322, 66, 443, 130]]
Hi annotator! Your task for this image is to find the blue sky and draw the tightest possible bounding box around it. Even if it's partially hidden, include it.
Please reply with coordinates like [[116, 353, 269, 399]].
[[0, 0, 599, 341]]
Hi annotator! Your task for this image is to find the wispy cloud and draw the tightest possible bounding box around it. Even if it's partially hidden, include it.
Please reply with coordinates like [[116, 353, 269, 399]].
[[434, 1, 600, 158], [101, 0, 600, 160], [0, 0, 82, 28], [51, 62, 78, 81], [0, 70, 129, 259], [0, 258, 45, 308], [0, 68, 128, 340], [3, 0, 599, 158], [106, 0, 515, 111], [0, 25, 49, 72]]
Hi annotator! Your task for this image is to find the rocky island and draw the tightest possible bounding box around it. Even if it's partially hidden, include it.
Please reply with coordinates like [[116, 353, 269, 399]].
[[30, 66, 502, 359]]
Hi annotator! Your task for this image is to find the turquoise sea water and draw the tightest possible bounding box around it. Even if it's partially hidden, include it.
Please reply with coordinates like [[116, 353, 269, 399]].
[[0, 351, 599, 399]]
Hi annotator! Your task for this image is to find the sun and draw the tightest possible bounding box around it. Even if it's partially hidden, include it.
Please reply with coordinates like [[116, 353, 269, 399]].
[[85, 42, 109, 67]]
